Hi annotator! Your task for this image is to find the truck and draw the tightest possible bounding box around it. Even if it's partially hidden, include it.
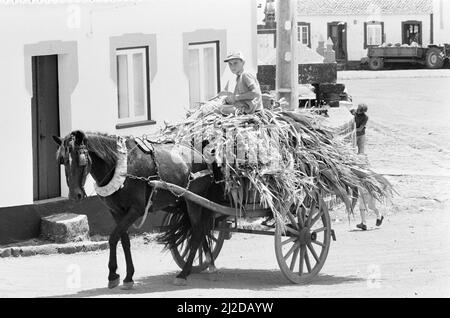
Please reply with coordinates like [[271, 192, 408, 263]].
[[365, 44, 450, 70]]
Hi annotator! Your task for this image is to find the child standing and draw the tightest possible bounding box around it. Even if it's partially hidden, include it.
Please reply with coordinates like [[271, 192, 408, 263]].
[[356, 188, 384, 231], [351, 103, 369, 155]]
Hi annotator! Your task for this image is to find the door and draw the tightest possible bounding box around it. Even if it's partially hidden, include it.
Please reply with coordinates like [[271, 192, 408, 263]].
[[31, 55, 61, 201], [402, 21, 422, 45], [327, 22, 347, 61]]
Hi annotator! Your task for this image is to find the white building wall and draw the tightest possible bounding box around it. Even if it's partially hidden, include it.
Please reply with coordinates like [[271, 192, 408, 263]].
[[0, 0, 257, 208], [433, 0, 450, 44], [298, 13, 432, 61]]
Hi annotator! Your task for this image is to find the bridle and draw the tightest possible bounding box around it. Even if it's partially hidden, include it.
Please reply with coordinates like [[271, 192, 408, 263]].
[[74, 144, 91, 189], [62, 135, 92, 192]]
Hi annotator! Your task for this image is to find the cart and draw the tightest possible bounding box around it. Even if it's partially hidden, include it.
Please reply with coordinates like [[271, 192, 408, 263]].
[[366, 44, 450, 70], [151, 179, 336, 284]]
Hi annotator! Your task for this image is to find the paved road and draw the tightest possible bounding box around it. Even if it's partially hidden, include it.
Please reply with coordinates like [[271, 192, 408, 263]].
[[1, 74, 449, 298], [0, 205, 449, 298]]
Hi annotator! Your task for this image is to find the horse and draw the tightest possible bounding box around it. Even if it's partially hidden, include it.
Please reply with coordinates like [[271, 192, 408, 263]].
[[53, 130, 219, 288]]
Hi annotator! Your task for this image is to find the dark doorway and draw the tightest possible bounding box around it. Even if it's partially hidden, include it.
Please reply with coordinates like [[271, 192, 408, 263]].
[[31, 55, 61, 201], [402, 21, 422, 45], [327, 22, 347, 61]]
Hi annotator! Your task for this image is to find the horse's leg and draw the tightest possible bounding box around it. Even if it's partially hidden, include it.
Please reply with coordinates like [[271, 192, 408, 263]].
[[201, 212, 218, 275], [173, 201, 204, 286], [120, 232, 135, 290], [107, 214, 121, 288], [108, 209, 141, 289], [202, 236, 219, 281]]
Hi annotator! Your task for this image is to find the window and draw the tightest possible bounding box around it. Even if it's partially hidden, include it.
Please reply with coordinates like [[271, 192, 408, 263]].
[[297, 22, 311, 47], [116, 47, 150, 123], [364, 21, 384, 48], [402, 21, 422, 45], [188, 42, 219, 109]]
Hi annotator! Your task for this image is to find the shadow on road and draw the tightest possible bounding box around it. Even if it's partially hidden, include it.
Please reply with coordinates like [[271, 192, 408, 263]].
[[54, 268, 364, 298], [348, 228, 382, 233]]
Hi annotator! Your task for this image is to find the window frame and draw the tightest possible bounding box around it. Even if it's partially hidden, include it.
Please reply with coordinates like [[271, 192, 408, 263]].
[[187, 41, 220, 109], [297, 22, 311, 48], [364, 21, 384, 49], [115, 46, 151, 125]]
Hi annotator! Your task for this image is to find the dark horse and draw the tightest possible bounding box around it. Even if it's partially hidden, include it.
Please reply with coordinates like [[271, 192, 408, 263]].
[[53, 130, 218, 288]]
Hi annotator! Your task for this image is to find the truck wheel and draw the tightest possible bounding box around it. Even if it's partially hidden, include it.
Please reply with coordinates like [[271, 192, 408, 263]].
[[368, 57, 384, 71], [425, 48, 444, 69]]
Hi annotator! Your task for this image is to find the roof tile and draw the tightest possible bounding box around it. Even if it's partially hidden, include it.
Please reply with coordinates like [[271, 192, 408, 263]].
[[297, 0, 432, 16]]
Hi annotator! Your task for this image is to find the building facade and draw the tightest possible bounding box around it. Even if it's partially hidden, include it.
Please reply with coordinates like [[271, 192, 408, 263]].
[[296, 0, 434, 63], [257, 0, 440, 66], [433, 0, 450, 44], [0, 0, 257, 243]]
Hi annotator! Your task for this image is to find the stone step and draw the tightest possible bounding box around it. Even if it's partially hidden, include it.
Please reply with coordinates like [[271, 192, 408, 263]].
[[40, 213, 90, 243]]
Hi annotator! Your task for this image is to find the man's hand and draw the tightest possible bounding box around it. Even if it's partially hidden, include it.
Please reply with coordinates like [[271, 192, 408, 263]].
[[218, 91, 233, 98], [225, 94, 236, 104]]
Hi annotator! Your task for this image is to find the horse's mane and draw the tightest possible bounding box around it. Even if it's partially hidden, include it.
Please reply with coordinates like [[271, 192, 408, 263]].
[[56, 131, 123, 166], [85, 132, 121, 166]]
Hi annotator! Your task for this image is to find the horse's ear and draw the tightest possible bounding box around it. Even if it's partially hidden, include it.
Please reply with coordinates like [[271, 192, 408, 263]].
[[72, 130, 87, 145], [52, 136, 62, 146]]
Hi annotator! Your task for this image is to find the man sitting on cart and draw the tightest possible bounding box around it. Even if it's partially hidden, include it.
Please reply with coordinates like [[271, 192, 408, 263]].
[[217, 52, 263, 115]]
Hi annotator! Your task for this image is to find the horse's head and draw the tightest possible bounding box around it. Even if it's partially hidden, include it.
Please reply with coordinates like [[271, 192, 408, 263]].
[[53, 130, 91, 201]]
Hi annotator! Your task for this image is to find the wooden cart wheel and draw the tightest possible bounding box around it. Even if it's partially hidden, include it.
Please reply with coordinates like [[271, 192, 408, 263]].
[[168, 214, 226, 273], [274, 197, 332, 284]]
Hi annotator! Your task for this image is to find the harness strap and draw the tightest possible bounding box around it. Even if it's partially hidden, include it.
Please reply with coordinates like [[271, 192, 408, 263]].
[[133, 186, 156, 229]]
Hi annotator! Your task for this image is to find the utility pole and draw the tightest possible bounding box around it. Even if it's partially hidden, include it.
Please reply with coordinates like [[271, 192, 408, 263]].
[[276, 0, 298, 110]]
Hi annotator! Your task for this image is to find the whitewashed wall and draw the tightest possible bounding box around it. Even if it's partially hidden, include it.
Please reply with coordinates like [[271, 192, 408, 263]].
[[0, 0, 257, 208], [297, 14, 431, 61], [433, 0, 450, 44]]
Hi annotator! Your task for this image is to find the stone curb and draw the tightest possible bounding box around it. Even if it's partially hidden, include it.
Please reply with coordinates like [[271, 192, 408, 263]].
[[0, 241, 109, 258]]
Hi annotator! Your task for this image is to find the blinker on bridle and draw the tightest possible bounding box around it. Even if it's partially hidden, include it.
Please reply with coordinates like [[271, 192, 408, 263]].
[[62, 135, 91, 190], [77, 146, 89, 167], [75, 144, 91, 188]]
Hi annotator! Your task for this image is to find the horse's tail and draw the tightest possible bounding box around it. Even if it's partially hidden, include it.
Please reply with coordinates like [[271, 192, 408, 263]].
[[157, 208, 192, 251], [157, 202, 216, 254]]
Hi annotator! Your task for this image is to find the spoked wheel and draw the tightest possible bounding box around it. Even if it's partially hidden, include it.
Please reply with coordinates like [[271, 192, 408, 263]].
[[274, 197, 332, 284], [168, 215, 226, 273]]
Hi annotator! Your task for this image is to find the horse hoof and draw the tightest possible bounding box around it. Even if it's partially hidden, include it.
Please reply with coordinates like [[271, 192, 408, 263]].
[[121, 281, 134, 290], [108, 277, 120, 289], [173, 278, 187, 286]]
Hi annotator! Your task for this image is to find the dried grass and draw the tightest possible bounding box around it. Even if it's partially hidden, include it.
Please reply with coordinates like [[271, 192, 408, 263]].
[[159, 100, 395, 223]]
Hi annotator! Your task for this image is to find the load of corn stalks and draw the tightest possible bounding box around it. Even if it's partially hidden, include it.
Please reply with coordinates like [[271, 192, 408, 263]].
[[159, 98, 395, 224]]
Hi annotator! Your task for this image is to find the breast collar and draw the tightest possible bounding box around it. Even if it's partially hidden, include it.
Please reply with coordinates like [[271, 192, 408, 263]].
[[94, 137, 128, 197]]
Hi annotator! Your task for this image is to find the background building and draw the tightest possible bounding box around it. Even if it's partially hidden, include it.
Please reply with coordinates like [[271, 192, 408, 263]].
[[433, 0, 450, 44], [257, 0, 446, 68]]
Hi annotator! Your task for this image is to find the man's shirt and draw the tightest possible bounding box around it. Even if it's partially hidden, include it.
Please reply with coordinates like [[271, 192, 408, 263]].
[[233, 71, 262, 114]]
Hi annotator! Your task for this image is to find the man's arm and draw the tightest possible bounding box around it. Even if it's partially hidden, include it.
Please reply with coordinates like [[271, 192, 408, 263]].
[[235, 88, 261, 101], [226, 88, 261, 104]]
